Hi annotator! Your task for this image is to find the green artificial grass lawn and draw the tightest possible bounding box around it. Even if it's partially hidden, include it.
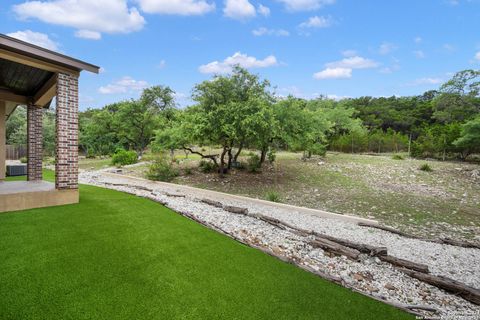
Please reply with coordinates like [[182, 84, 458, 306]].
[[0, 173, 413, 320]]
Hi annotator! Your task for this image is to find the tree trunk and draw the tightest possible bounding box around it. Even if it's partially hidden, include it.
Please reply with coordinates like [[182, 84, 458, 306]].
[[408, 133, 412, 157], [442, 136, 446, 161], [351, 134, 354, 153], [219, 146, 228, 177], [233, 143, 244, 163], [227, 148, 233, 170], [181, 146, 218, 166], [260, 146, 268, 165]]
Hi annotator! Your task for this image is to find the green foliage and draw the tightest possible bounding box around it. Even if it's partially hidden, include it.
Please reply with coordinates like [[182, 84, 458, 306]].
[[42, 110, 56, 156], [6, 107, 55, 155], [419, 163, 433, 172], [111, 149, 138, 167], [19, 157, 27, 164], [199, 160, 217, 173], [6, 106, 26, 144], [267, 148, 276, 163], [453, 115, 480, 159], [184, 167, 193, 175], [331, 129, 408, 154], [392, 154, 404, 160], [86, 149, 96, 159], [246, 153, 262, 173], [146, 157, 179, 182], [5, 68, 478, 170], [411, 123, 462, 160], [265, 191, 281, 202], [434, 70, 480, 123], [80, 85, 176, 156]]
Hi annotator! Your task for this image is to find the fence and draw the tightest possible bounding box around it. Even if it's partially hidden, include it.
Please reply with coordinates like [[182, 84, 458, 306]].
[[5, 145, 27, 160]]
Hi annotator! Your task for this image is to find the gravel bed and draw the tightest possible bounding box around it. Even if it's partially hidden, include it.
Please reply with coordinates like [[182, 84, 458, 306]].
[[80, 171, 480, 319]]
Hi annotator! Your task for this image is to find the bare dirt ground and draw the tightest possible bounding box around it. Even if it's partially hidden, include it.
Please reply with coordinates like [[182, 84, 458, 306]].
[[116, 152, 480, 242]]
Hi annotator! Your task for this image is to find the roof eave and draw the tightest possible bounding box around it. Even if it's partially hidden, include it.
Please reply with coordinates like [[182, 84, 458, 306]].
[[0, 34, 100, 74]]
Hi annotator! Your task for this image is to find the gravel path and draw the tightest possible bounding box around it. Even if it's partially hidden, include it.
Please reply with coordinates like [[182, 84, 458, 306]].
[[80, 170, 480, 319]]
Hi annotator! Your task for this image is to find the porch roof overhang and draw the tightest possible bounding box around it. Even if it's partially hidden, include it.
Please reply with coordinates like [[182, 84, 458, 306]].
[[0, 33, 100, 117]]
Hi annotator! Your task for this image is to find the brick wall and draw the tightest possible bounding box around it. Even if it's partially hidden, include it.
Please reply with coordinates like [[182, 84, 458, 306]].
[[55, 73, 79, 189], [27, 105, 43, 181]]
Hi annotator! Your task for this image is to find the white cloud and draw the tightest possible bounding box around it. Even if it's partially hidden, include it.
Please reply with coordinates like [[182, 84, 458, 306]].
[[199, 52, 278, 74], [157, 60, 167, 69], [326, 94, 350, 100], [299, 15, 333, 28], [413, 50, 426, 59], [407, 77, 443, 86], [252, 27, 289, 37], [75, 30, 101, 40], [224, 0, 256, 20], [341, 49, 357, 57], [99, 67, 107, 74], [98, 76, 148, 94], [379, 42, 397, 55], [443, 43, 456, 52], [475, 51, 480, 61], [414, 36, 422, 44], [6, 30, 58, 51], [136, 0, 215, 15], [447, 0, 460, 5], [277, 0, 336, 11], [314, 55, 378, 80], [313, 67, 352, 80], [258, 4, 271, 17], [13, 0, 145, 39], [325, 56, 379, 69]]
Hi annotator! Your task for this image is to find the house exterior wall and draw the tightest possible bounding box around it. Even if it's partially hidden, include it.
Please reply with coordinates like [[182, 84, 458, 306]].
[[55, 72, 79, 190], [27, 105, 43, 181], [0, 101, 5, 180]]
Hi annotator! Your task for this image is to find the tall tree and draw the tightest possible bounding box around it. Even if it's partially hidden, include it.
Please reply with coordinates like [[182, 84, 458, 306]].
[[454, 115, 480, 159], [434, 70, 480, 123]]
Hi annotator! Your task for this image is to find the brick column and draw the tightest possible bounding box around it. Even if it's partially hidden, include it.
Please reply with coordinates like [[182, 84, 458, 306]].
[[0, 101, 5, 180], [55, 73, 79, 189], [27, 105, 43, 181]]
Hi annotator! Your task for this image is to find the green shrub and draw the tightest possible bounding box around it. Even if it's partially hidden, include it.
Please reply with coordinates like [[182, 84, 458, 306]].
[[266, 191, 281, 203], [86, 149, 96, 159], [267, 149, 276, 163], [419, 163, 433, 172], [247, 153, 261, 173], [184, 167, 193, 175], [111, 149, 138, 167], [199, 159, 217, 173], [19, 157, 27, 164], [392, 154, 404, 160], [146, 157, 179, 182]]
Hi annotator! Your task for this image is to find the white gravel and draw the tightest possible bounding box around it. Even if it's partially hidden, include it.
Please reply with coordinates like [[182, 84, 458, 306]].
[[80, 170, 480, 319]]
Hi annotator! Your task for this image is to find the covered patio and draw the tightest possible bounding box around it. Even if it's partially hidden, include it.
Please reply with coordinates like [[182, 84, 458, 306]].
[[0, 34, 99, 212]]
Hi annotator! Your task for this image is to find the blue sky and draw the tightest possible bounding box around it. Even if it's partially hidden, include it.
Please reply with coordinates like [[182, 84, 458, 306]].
[[2, 0, 480, 109]]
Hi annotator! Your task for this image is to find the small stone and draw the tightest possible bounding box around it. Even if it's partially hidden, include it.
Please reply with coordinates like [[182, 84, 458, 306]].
[[272, 246, 283, 255], [384, 283, 396, 291], [353, 273, 364, 281], [366, 285, 379, 293]]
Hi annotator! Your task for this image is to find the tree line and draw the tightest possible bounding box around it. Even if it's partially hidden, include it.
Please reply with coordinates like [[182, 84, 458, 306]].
[[6, 67, 480, 171]]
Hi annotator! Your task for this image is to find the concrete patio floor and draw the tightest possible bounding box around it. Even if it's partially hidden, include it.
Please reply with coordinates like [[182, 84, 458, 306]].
[[0, 180, 78, 213], [0, 181, 55, 195]]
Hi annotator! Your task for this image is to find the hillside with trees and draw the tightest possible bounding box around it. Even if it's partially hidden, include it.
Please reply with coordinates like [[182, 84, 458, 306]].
[[6, 68, 480, 171]]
